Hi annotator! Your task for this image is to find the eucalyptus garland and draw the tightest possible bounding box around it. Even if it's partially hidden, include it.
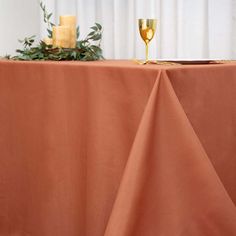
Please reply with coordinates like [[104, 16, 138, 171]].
[[7, 1, 104, 61]]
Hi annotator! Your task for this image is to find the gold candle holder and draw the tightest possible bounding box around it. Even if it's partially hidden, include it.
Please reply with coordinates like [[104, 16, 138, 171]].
[[60, 15, 77, 48], [52, 26, 71, 48]]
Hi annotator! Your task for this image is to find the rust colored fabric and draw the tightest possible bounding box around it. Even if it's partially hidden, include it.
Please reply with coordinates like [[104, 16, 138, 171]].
[[0, 60, 235, 235]]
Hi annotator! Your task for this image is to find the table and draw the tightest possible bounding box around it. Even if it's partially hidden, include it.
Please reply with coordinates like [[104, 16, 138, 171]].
[[0, 60, 236, 236]]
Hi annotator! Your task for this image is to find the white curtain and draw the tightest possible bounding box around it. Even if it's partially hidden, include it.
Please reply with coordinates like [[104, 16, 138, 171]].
[[40, 0, 236, 59]]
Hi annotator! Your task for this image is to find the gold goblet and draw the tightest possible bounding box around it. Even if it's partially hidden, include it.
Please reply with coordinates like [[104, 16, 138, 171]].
[[138, 19, 157, 64]]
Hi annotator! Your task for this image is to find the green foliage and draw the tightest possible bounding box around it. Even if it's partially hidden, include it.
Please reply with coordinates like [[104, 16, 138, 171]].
[[7, 1, 104, 61], [39, 1, 55, 37], [77, 26, 80, 39], [1, 54, 11, 60], [18, 35, 36, 48]]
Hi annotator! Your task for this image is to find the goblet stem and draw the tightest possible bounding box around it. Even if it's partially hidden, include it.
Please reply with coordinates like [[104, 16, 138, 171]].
[[145, 43, 149, 63]]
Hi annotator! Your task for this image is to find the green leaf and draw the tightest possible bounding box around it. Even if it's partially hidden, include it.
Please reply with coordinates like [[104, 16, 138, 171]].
[[76, 26, 80, 39], [47, 13, 53, 19], [16, 49, 24, 53], [91, 45, 102, 54], [47, 29, 53, 37], [71, 51, 77, 59], [90, 26, 97, 31], [91, 34, 102, 41], [95, 23, 102, 30], [88, 31, 96, 37]]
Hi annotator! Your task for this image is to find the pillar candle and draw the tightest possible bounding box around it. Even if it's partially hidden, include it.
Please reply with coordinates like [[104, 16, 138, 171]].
[[52, 26, 71, 48], [43, 37, 53, 46], [60, 15, 77, 48], [60, 15, 76, 26]]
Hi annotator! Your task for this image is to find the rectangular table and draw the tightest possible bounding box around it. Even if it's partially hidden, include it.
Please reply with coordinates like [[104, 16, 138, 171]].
[[0, 60, 236, 236]]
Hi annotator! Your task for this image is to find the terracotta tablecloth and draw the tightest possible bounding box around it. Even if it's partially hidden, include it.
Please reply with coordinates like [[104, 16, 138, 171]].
[[0, 60, 236, 236]]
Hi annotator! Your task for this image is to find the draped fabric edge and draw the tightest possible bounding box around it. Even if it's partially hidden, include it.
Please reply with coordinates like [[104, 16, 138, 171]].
[[104, 69, 236, 236]]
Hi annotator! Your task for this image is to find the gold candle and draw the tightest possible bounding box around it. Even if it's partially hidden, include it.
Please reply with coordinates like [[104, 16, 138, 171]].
[[52, 26, 71, 48], [43, 37, 53, 46], [60, 15, 77, 48]]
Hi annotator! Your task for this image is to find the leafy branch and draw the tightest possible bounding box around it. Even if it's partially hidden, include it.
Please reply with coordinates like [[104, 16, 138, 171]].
[[39, 1, 55, 37], [11, 22, 104, 61], [18, 35, 36, 48]]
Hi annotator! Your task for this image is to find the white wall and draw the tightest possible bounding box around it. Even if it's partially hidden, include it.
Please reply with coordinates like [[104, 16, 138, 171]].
[[0, 0, 40, 56], [43, 0, 235, 59], [0, 0, 235, 59]]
